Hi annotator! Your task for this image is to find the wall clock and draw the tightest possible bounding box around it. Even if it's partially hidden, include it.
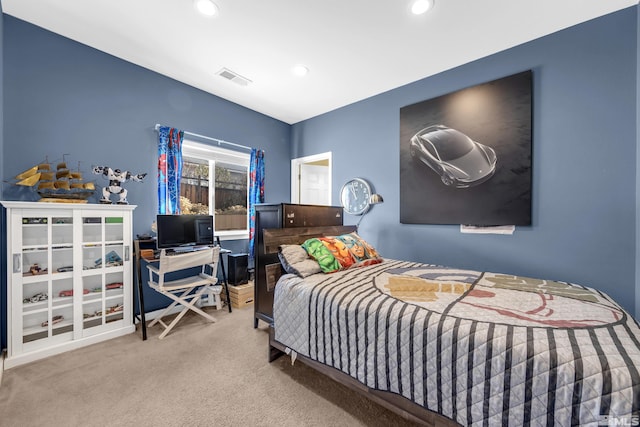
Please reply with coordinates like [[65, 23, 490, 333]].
[[340, 178, 372, 215]]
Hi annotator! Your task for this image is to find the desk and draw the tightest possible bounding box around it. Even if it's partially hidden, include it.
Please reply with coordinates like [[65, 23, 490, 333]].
[[134, 240, 232, 341]]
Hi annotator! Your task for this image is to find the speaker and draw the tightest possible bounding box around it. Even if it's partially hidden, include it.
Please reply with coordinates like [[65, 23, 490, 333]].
[[228, 253, 248, 285]]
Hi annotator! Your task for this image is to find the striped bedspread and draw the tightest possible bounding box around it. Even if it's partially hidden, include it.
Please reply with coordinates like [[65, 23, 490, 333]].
[[273, 259, 640, 426]]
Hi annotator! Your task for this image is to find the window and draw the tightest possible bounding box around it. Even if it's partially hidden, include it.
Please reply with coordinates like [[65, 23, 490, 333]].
[[181, 139, 250, 240]]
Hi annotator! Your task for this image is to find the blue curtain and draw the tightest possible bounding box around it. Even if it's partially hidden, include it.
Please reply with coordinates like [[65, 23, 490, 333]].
[[157, 126, 184, 214], [249, 148, 265, 258]]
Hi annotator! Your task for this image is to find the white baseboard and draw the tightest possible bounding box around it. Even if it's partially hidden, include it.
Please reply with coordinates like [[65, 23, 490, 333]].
[[0, 348, 6, 381]]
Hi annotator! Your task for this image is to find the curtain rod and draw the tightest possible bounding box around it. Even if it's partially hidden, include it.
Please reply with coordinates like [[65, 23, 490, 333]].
[[154, 124, 252, 151]]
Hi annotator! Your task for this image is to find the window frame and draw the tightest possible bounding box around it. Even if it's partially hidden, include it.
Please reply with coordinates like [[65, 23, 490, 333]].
[[182, 139, 250, 241]]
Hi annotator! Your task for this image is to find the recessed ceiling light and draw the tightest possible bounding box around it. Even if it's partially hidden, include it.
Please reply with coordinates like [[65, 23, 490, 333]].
[[292, 64, 309, 77], [194, 0, 218, 16], [411, 0, 434, 15]]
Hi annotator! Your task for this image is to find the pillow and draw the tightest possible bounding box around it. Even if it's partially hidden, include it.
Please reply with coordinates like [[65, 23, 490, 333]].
[[318, 237, 355, 269], [302, 238, 341, 273], [278, 245, 321, 278], [334, 232, 383, 268]]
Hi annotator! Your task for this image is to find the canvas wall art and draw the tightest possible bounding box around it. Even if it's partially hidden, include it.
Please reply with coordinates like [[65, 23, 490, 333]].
[[399, 70, 532, 225]]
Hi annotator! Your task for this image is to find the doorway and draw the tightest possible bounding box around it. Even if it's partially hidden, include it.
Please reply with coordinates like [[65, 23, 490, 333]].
[[291, 152, 332, 205]]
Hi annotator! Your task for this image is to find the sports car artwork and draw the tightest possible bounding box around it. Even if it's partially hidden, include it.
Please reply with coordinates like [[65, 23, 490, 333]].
[[409, 125, 497, 188]]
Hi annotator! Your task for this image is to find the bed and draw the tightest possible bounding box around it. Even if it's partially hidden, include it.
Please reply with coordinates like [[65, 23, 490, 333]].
[[264, 227, 640, 427]]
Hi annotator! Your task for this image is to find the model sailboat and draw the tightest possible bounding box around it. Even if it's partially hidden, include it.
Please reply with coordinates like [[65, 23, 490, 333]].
[[14, 157, 95, 202]]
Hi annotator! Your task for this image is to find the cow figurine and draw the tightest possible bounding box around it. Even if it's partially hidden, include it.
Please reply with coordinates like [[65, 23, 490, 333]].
[[93, 166, 146, 204]]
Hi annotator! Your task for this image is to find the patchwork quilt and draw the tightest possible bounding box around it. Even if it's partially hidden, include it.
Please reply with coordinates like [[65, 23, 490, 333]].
[[273, 259, 640, 426]]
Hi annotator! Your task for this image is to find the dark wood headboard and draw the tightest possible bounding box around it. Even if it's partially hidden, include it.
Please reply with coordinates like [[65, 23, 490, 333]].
[[260, 225, 356, 293], [262, 225, 357, 255]]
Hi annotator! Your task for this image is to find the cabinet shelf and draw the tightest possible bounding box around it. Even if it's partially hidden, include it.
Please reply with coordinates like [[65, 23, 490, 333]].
[[22, 305, 49, 315], [83, 311, 123, 322], [24, 318, 74, 336], [81, 265, 124, 275], [22, 299, 48, 308], [22, 295, 74, 306], [52, 271, 74, 278], [82, 294, 102, 303], [21, 246, 49, 252], [2, 201, 136, 369], [53, 300, 74, 309], [22, 272, 50, 281]]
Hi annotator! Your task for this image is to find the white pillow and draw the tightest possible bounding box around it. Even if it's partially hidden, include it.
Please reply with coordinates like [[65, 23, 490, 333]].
[[278, 244, 321, 278]]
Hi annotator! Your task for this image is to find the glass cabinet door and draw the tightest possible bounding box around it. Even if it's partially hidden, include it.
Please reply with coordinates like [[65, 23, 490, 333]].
[[81, 214, 126, 334], [19, 214, 74, 347]]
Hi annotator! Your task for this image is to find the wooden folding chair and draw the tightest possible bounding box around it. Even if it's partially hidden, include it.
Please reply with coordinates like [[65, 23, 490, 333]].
[[147, 246, 221, 339]]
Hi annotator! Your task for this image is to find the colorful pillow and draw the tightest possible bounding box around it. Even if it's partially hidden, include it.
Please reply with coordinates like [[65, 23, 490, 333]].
[[318, 237, 355, 269], [301, 233, 383, 274], [302, 238, 341, 273], [334, 232, 382, 267], [278, 245, 321, 278]]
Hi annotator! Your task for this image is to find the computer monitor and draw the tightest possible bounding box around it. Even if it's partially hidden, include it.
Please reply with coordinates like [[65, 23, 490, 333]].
[[156, 214, 214, 249]]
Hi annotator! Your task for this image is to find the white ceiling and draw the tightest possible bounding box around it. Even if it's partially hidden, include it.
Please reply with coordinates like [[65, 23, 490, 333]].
[[3, 0, 638, 124]]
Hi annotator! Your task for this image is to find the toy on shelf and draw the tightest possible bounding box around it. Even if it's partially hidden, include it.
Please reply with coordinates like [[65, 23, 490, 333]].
[[106, 303, 124, 314], [90, 282, 123, 293], [41, 315, 63, 327], [106, 282, 123, 290], [84, 303, 123, 319], [59, 289, 90, 297], [23, 292, 48, 304], [94, 251, 123, 268], [12, 156, 95, 203], [92, 166, 146, 204]]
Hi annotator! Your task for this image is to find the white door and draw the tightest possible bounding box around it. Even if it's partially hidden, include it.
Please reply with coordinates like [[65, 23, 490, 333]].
[[299, 164, 330, 205], [291, 152, 332, 205]]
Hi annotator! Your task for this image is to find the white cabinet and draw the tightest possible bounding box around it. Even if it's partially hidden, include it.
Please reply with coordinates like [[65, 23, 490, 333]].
[[1, 201, 136, 368]]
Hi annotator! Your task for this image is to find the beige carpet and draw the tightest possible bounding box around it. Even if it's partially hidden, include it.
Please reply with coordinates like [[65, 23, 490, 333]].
[[0, 305, 418, 426]]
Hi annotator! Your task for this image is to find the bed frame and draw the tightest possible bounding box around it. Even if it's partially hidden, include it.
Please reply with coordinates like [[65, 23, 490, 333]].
[[262, 226, 460, 427]]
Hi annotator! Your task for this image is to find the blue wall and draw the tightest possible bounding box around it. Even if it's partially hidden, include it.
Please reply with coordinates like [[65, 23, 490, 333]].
[[0, 15, 292, 347], [292, 7, 639, 317]]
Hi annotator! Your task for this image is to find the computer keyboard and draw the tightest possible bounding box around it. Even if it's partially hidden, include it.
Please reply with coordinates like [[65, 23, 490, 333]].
[[165, 246, 211, 255]]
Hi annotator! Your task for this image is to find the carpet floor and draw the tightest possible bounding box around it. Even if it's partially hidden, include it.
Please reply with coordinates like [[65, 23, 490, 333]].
[[0, 304, 418, 426]]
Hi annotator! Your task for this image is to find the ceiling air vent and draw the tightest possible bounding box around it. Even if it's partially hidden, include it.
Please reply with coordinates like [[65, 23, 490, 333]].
[[216, 68, 252, 86]]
